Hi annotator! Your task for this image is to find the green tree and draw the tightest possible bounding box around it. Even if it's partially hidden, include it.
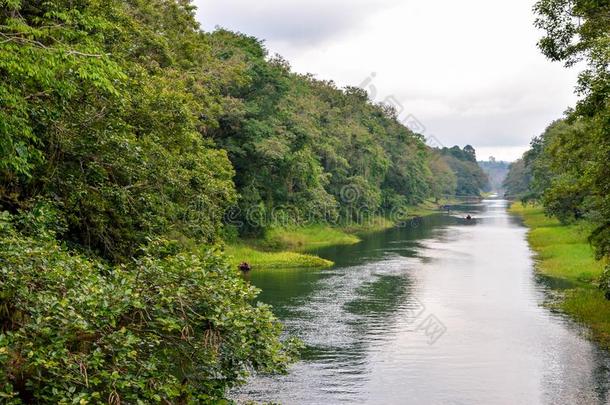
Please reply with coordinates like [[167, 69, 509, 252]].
[[210, 32, 441, 232], [534, 0, 609, 117], [428, 152, 457, 201], [0, 0, 238, 260], [0, 1, 295, 401], [440, 146, 489, 196], [534, 0, 610, 296]]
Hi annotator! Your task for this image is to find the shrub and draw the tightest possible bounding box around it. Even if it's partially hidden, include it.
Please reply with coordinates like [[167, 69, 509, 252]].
[[0, 216, 297, 403]]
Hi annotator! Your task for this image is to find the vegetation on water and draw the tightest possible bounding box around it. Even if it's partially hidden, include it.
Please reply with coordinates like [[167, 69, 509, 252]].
[[225, 243, 334, 270], [0, 0, 491, 400], [509, 203, 610, 348], [225, 224, 360, 270], [505, 0, 610, 303]]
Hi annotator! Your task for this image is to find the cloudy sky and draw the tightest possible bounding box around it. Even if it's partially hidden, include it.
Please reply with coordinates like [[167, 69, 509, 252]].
[[194, 0, 580, 161]]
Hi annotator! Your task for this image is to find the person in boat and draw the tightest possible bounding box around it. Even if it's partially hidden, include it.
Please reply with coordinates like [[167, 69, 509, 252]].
[[238, 262, 252, 272]]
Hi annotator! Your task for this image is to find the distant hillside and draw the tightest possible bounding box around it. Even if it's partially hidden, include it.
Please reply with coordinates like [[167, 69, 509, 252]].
[[478, 158, 510, 193]]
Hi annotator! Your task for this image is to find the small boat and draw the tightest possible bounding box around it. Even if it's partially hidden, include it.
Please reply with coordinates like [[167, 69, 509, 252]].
[[466, 215, 472, 220]]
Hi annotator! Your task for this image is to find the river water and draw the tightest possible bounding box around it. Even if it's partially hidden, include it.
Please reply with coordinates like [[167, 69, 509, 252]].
[[236, 199, 610, 404]]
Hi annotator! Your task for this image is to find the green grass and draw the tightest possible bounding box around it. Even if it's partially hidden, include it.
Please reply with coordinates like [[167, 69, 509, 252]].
[[406, 200, 446, 217], [509, 202, 610, 349], [262, 224, 361, 251], [224, 224, 359, 270], [224, 243, 333, 270], [223, 224, 361, 271], [339, 216, 396, 236], [563, 289, 610, 346]]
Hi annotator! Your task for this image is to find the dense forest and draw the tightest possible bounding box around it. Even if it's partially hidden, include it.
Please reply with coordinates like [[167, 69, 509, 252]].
[[504, 0, 609, 298], [437, 146, 489, 197], [208, 36, 488, 234], [0, 0, 490, 402]]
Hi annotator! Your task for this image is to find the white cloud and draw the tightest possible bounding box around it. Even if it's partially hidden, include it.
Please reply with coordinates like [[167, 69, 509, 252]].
[[195, 0, 400, 46], [194, 0, 580, 161]]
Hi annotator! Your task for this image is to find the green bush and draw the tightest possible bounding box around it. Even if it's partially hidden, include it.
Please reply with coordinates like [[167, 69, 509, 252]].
[[0, 216, 297, 403]]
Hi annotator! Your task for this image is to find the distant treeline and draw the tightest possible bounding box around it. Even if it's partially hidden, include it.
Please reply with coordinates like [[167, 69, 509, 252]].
[[0, 0, 488, 402], [478, 159, 510, 193]]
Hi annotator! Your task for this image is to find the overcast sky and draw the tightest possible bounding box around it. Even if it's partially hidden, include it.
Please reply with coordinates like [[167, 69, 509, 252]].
[[194, 0, 580, 161]]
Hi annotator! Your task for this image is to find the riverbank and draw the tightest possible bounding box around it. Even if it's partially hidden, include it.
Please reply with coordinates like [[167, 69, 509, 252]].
[[225, 199, 455, 270], [224, 223, 367, 270], [509, 202, 610, 349]]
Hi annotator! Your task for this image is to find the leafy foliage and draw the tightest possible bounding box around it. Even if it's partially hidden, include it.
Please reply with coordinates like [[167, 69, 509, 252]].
[[0, 215, 297, 403], [503, 158, 533, 200], [439, 146, 489, 196], [0, 1, 291, 401], [0, 0, 238, 260], [534, 0, 609, 117], [513, 0, 610, 297], [427, 153, 458, 202], [209, 34, 489, 234]]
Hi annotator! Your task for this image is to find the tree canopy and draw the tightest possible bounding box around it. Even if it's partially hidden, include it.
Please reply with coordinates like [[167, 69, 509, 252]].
[[506, 0, 609, 297]]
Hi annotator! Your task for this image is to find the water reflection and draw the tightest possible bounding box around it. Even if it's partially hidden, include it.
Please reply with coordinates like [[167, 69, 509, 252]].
[[235, 200, 610, 404]]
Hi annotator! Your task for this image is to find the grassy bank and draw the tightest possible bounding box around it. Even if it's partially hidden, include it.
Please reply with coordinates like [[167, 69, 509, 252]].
[[509, 202, 610, 348], [225, 243, 333, 269], [224, 224, 357, 270], [226, 199, 454, 271], [406, 199, 453, 217], [263, 224, 361, 251]]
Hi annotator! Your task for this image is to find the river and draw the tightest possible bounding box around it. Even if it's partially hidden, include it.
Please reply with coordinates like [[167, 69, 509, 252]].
[[236, 199, 610, 404]]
